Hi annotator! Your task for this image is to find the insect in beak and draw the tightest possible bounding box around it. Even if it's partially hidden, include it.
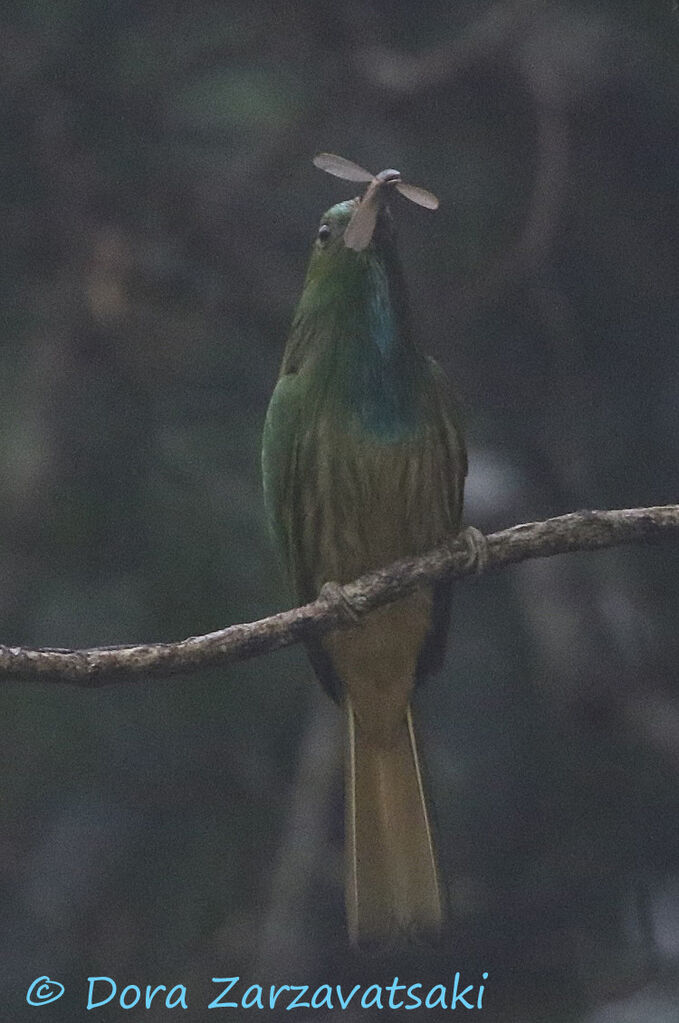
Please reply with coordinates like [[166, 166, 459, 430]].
[[313, 152, 439, 252]]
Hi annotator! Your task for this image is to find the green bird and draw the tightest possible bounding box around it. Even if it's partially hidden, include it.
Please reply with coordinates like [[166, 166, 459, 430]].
[[262, 153, 467, 946]]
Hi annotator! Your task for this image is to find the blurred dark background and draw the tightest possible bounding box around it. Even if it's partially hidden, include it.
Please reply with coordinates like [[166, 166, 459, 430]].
[[1, 0, 679, 1019]]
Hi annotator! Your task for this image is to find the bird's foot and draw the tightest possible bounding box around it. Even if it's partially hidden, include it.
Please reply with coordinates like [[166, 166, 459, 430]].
[[319, 580, 361, 625], [458, 525, 489, 575]]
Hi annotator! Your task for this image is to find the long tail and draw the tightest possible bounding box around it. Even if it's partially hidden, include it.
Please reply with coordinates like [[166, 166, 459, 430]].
[[345, 701, 444, 946]]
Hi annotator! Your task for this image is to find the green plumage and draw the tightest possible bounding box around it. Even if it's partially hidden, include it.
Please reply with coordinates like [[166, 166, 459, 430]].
[[262, 192, 467, 944]]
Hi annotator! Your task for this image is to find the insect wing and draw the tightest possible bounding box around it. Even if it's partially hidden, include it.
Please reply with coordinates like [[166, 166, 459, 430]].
[[395, 181, 439, 209], [313, 152, 374, 183]]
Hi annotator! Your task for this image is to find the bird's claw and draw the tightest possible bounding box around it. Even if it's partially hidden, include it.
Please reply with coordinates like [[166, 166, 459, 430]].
[[458, 525, 489, 575], [319, 580, 361, 624]]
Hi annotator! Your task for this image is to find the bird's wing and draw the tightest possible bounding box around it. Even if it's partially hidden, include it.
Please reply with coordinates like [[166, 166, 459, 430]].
[[426, 355, 468, 489], [261, 371, 305, 592], [263, 372, 346, 702], [414, 356, 468, 684]]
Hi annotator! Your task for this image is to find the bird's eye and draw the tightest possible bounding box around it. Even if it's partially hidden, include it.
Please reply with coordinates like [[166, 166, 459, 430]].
[[318, 224, 331, 243]]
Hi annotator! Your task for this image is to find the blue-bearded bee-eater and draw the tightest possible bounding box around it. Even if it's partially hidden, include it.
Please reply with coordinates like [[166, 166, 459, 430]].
[[262, 153, 467, 945]]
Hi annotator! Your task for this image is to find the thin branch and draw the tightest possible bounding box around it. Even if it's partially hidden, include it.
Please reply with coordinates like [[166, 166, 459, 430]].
[[1, 506, 677, 688]]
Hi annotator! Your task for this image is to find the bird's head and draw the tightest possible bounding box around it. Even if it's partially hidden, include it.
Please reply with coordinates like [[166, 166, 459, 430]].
[[312, 196, 396, 263]]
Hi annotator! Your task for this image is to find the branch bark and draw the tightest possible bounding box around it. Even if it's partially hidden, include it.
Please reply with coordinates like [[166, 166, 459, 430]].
[[1, 505, 677, 688]]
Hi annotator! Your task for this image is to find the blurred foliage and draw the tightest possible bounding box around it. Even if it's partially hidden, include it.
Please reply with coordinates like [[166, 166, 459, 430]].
[[1, 1, 679, 1020]]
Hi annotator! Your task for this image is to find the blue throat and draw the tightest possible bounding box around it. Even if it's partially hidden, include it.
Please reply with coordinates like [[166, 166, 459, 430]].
[[343, 257, 420, 441], [367, 259, 396, 358]]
